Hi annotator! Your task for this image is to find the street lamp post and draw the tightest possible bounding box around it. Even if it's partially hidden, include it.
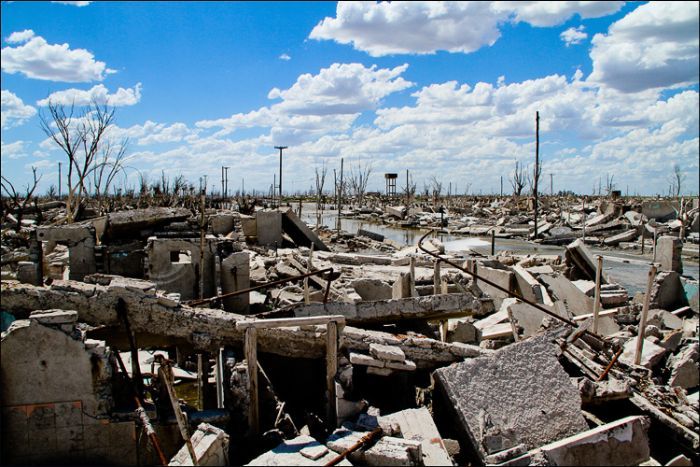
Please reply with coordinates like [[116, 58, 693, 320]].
[[275, 146, 288, 207]]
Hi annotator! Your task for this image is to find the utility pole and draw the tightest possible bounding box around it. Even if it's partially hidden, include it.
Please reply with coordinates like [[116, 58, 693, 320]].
[[58, 162, 62, 198], [221, 166, 225, 198], [550, 173, 553, 196], [406, 169, 409, 207], [534, 111, 540, 239], [223, 166, 229, 199], [275, 145, 288, 208], [500, 175, 503, 197]]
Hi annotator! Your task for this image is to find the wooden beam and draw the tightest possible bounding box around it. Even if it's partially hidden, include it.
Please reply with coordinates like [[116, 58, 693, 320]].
[[245, 327, 259, 436], [326, 321, 338, 427], [236, 315, 346, 330]]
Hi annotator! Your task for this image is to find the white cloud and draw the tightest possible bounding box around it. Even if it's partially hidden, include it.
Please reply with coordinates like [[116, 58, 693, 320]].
[[588, 1, 699, 92], [310, 2, 505, 56], [493, 1, 624, 27], [36, 83, 142, 107], [279, 53, 291, 61], [310, 1, 624, 56], [268, 63, 413, 115], [1, 140, 29, 160], [197, 63, 412, 143], [1, 89, 37, 129], [560, 25, 587, 46], [6, 29, 36, 44], [51, 1, 92, 6], [1, 31, 115, 82]]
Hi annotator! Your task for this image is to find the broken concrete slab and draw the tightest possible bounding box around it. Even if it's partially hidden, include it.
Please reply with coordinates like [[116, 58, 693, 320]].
[[649, 272, 689, 311], [370, 343, 406, 362], [169, 423, 229, 466], [656, 236, 683, 274], [566, 239, 608, 283], [221, 251, 250, 313], [246, 435, 351, 466], [540, 273, 594, 316], [642, 201, 677, 222], [255, 211, 282, 247], [381, 408, 453, 466], [281, 209, 330, 252], [352, 278, 392, 301], [327, 429, 422, 466], [505, 415, 650, 466], [667, 343, 699, 389], [433, 333, 588, 460], [620, 337, 667, 369]]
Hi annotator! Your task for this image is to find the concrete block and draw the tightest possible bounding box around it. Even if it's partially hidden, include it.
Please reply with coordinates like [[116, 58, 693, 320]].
[[385, 359, 417, 371], [350, 353, 385, 368], [433, 333, 588, 460], [447, 319, 480, 344], [538, 415, 650, 466], [221, 251, 250, 313], [380, 407, 453, 466], [620, 338, 666, 369], [282, 209, 330, 251], [170, 422, 229, 466], [255, 211, 282, 247], [327, 429, 422, 466], [352, 278, 392, 301], [28, 309, 78, 325], [209, 214, 235, 235], [667, 343, 699, 389], [370, 343, 406, 362], [649, 272, 689, 311], [392, 272, 412, 299], [247, 435, 351, 466], [656, 236, 683, 274], [367, 367, 394, 376]]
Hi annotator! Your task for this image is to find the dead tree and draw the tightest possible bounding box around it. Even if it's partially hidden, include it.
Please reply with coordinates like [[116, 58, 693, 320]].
[[604, 173, 615, 196], [92, 138, 129, 215], [1, 166, 42, 227], [348, 162, 373, 207], [427, 176, 443, 206], [40, 100, 120, 223], [402, 172, 417, 206], [669, 164, 685, 198], [526, 162, 542, 196], [510, 161, 526, 197], [314, 164, 327, 228]]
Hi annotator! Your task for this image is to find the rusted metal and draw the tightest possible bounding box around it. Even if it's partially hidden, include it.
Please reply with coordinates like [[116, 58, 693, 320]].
[[324, 427, 383, 467], [596, 346, 623, 382], [117, 298, 144, 400], [186, 267, 336, 306], [112, 352, 168, 466]]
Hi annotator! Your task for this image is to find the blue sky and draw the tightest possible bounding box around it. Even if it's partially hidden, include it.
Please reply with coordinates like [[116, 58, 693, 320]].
[[2, 1, 698, 196]]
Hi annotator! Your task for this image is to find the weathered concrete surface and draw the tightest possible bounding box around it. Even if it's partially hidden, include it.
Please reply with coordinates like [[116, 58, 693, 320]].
[[381, 408, 453, 466], [667, 343, 699, 389], [221, 251, 250, 313], [327, 429, 422, 466], [649, 272, 689, 311], [540, 274, 593, 316], [620, 337, 667, 369], [247, 435, 351, 466], [392, 272, 412, 299], [170, 423, 229, 466], [103, 207, 191, 239], [433, 333, 588, 460], [352, 278, 392, 301], [504, 415, 650, 466], [288, 293, 494, 326], [37, 224, 96, 281], [656, 236, 683, 274], [281, 209, 330, 251], [642, 201, 677, 222], [255, 211, 282, 247], [1, 279, 490, 369], [566, 239, 608, 283], [475, 264, 513, 310], [146, 237, 216, 301]]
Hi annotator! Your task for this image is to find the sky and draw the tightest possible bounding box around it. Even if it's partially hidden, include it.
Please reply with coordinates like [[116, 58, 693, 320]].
[[1, 1, 699, 197]]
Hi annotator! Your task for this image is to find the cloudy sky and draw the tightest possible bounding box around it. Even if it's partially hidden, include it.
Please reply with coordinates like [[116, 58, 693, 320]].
[[1, 1, 698, 196]]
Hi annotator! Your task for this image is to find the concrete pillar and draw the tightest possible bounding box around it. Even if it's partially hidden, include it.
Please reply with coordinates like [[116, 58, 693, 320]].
[[656, 235, 683, 274], [221, 251, 250, 313], [392, 272, 411, 299]]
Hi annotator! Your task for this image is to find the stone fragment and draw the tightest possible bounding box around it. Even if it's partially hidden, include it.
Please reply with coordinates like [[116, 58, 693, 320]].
[[170, 423, 229, 466], [247, 435, 350, 466], [619, 338, 667, 369], [369, 343, 406, 362], [433, 333, 588, 461], [667, 343, 699, 389]]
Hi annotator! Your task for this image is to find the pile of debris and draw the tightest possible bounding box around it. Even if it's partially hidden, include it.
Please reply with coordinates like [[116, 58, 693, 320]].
[[1, 199, 698, 466]]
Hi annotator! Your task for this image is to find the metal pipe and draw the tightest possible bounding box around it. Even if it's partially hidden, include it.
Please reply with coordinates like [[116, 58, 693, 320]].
[[417, 230, 604, 343], [324, 427, 382, 467]]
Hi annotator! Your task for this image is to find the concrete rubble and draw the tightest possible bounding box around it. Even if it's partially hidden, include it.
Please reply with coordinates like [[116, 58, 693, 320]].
[[1, 193, 698, 465]]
